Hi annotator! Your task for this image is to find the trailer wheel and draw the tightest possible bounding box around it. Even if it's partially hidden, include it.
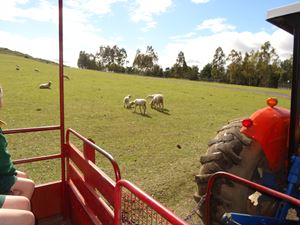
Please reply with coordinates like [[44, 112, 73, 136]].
[[194, 120, 282, 224]]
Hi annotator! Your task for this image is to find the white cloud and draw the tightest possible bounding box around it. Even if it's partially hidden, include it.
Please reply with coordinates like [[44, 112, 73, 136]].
[[65, 0, 127, 16], [160, 29, 293, 69], [0, 0, 56, 23], [0, 30, 58, 62], [197, 18, 236, 33], [141, 21, 157, 32], [130, 0, 173, 32], [0, 0, 126, 67], [169, 32, 196, 40], [191, 0, 210, 4]]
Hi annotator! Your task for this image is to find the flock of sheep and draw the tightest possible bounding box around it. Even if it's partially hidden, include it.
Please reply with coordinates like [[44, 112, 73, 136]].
[[15, 65, 70, 89], [123, 94, 164, 115], [15, 65, 163, 115]]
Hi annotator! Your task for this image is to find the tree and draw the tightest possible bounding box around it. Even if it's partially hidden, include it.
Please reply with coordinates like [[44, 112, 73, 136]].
[[132, 46, 159, 75], [186, 65, 199, 80], [226, 49, 243, 84], [241, 51, 257, 86], [256, 41, 280, 87], [279, 56, 293, 88], [96, 45, 127, 72], [211, 47, 226, 82], [176, 51, 187, 68], [77, 51, 97, 70], [170, 51, 189, 78], [77, 51, 89, 69], [199, 63, 212, 81]]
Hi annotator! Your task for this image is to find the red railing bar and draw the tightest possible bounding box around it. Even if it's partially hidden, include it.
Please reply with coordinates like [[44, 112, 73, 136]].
[[114, 180, 188, 225], [66, 128, 121, 181], [68, 179, 102, 225], [3, 125, 60, 135], [58, 0, 66, 219], [13, 153, 61, 165], [205, 172, 300, 225]]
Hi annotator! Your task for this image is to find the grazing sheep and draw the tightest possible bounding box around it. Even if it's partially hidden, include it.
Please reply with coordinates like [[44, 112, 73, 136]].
[[147, 94, 164, 110], [39, 81, 52, 89], [63, 74, 70, 80], [129, 98, 147, 115], [34, 68, 39, 72], [123, 95, 131, 108], [16, 65, 20, 70]]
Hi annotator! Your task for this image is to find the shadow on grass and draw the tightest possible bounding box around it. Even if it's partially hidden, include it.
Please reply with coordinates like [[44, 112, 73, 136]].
[[132, 111, 152, 118], [153, 108, 170, 115]]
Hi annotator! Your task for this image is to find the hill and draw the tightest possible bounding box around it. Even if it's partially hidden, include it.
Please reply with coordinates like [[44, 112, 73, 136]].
[[0, 51, 290, 219], [0, 47, 58, 65]]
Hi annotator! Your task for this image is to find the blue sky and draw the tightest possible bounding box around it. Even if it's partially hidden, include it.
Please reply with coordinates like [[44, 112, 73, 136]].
[[0, 0, 296, 69]]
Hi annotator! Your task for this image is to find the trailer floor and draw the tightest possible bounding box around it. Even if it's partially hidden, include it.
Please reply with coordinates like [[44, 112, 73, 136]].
[[37, 214, 71, 225]]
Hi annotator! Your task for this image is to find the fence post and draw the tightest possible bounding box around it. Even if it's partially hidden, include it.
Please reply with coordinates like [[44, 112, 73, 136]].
[[83, 138, 96, 188], [83, 138, 95, 163]]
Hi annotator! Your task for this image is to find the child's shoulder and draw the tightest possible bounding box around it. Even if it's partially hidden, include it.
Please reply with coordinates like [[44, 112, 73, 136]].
[[0, 120, 6, 139]]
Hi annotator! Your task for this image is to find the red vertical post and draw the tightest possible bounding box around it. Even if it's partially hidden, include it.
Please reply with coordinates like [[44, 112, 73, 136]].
[[83, 139, 96, 164], [58, 0, 66, 219], [84, 139, 96, 188]]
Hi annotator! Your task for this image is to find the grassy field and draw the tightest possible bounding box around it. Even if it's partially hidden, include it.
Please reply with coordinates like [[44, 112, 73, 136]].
[[0, 52, 291, 218]]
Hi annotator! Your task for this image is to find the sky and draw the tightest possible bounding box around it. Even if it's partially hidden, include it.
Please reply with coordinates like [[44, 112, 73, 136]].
[[0, 0, 297, 69]]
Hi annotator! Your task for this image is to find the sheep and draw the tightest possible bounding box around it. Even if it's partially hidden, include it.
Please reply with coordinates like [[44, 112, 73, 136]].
[[123, 95, 131, 108], [129, 98, 147, 115], [147, 94, 164, 110], [63, 74, 70, 80], [16, 65, 20, 71], [39, 81, 52, 89], [34, 68, 39, 72]]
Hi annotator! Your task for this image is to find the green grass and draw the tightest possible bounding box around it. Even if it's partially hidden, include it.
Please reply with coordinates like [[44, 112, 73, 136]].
[[0, 52, 291, 218]]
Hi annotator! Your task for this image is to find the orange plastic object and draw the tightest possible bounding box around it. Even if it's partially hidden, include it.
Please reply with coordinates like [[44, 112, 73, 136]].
[[267, 97, 278, 107], [241, 106, 290, 172]]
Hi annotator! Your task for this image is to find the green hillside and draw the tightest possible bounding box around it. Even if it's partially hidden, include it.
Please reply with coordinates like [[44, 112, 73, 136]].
[[0, 51, 290, 218]]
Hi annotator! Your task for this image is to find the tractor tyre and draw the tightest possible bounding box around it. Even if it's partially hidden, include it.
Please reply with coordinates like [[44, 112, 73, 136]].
[[194, 119, 281, 225]]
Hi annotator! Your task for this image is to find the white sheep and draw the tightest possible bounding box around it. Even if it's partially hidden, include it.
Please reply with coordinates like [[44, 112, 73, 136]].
[[63, 74, 70, 80], [39, 81, 52, 89], [147, 94, 164, 110], [34, 68, 39, 72], [123, 95, 131, 108], [129, 99, 147, 115]]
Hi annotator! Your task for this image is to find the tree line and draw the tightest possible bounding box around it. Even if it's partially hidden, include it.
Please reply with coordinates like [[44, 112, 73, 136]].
[[77, 41, 292, 88]]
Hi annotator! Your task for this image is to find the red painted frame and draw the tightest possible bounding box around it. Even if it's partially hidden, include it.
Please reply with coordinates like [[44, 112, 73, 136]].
[[204, 172, 300, 225], [114, 180, 188, 225]]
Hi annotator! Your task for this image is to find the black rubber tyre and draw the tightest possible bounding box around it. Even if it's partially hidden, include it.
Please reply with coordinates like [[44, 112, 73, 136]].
[[194, 119, 281, 224]]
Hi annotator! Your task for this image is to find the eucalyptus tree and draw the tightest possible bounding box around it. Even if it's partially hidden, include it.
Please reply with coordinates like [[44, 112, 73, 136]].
[[226, 49, 243, 84], [211, 47, 226, 82], [96, 45, 127, 72], [132, 46, 160, 75]]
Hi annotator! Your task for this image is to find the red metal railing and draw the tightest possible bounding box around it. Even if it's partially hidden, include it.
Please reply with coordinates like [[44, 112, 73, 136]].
[[66, 128, 121, 181], [3, 126, 62, 165], [114, 179, 188, 225], [3, 125, 60, 135], [66, 128, 121, 225], [205, 172, 300, 225]]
